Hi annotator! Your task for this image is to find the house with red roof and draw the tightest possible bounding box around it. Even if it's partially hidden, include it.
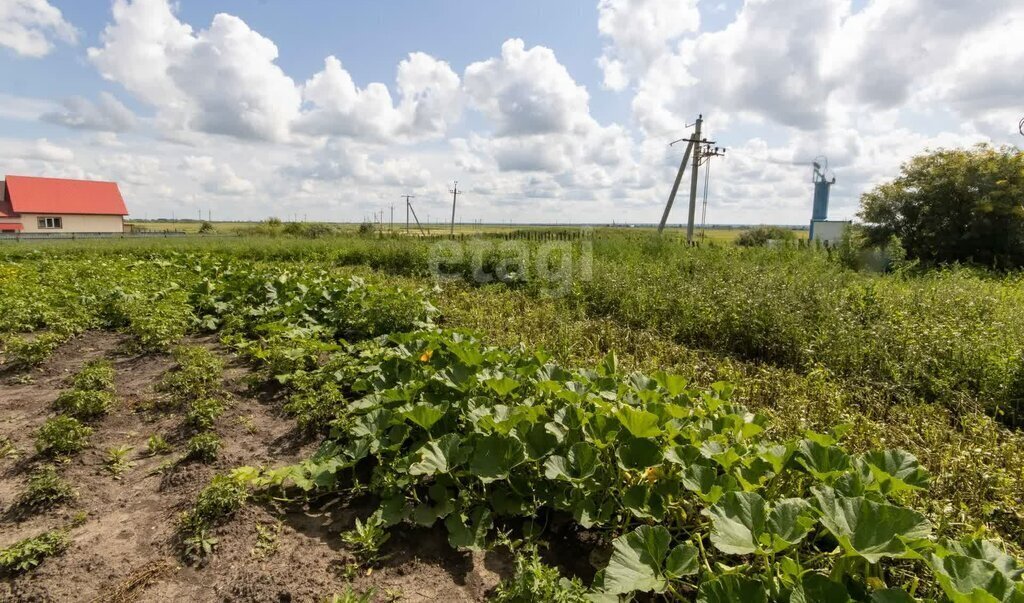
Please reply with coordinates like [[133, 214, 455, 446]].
[[0, 175, 128, 234]]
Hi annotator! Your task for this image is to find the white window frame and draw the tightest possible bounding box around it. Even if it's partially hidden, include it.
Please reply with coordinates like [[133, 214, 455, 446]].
[[37, 217, 63, 230]]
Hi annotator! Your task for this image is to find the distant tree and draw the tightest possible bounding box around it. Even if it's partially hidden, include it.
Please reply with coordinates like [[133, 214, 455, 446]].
[[736, 226, 796, 247], [358, 221, 376, 236], [197, 221, 215, 234], [266, 217, 283, 227], [859, 144, 1024, 268]]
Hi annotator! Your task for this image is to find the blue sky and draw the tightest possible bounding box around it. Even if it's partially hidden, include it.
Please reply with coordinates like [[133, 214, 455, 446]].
[[0, 0, 1020, 224]]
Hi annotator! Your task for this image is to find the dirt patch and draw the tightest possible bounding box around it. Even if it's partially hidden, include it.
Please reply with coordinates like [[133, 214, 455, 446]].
[[0, 333, 507, 602]]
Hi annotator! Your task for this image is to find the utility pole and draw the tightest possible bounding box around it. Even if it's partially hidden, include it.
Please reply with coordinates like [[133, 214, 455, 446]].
[[402, 195, 415, 234], [657, 114, 726, 241], [686, 116, 703, 242], [390, 204, 394, 233], [448, 181, 461, 236]]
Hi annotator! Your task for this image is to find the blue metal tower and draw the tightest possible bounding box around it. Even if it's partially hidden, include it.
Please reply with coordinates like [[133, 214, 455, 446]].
[[809, 161, 835, 240]]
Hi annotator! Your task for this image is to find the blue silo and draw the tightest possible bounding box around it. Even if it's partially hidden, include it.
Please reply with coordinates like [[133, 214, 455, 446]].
[[809, 161, 835, 240]]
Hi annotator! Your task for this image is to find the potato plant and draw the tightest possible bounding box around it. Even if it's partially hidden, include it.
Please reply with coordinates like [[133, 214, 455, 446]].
[[0, 530, 70, 574], [35, 416, 92, 457]]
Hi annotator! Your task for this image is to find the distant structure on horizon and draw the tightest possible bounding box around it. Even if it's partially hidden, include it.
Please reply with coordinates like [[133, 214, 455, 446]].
[[807, 161, 849, 245], [0, 175, 128, 234]]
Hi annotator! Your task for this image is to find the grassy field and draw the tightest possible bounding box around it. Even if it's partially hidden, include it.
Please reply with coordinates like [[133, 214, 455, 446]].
[[1, 231, 1022, 600], [125, 220, 801, 242]]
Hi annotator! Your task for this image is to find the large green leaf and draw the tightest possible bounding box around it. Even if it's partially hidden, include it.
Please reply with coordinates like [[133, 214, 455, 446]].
[[697, 575, 768, 603], [469, 434, 526, 483], [813, 487, 931, 563], [706, 493, 814, 555], [926, 553, 1024, 603], [680, 463, 736, 504], [444, 506, 492, 550], [705, 491, 767, 555], [796, 440, 851, 481], [768, 498, 816, 551], [622, 483, 666, 521], [402, 403, 446, 431], [601, 526, 696, 595], [543, 441, 599, 482], [408, 434, 468, 476], [616, 437, 663, 470], [615, 406, 662, 438], [862, 449, 931, 494], [945, 539, 1024, 581], [521, 423, 557, 460], [484, 375, 521, 397]]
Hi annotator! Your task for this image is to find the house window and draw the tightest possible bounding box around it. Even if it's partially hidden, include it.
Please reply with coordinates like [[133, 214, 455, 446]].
[[37, 217, 63, 230]]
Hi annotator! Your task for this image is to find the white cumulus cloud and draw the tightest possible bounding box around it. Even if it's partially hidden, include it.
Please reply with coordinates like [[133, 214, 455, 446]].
[[0, 0, 77, 58]]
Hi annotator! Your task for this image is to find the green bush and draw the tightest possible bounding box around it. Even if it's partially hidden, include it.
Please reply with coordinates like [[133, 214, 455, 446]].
[[53, 389, 114, 421], [72, 360, 115, 391], [179, 473, 250, 535], [186, 397, 225, 431], [15, 465, 76, 511], [0, 530, 70, 574], [1, 332, 69, 368], [735, 226, 797, 247], [282, 382, 346, 433], [185, 431, 220, 463], [35, 416, 92, 457], [158, 346, 222, 406]]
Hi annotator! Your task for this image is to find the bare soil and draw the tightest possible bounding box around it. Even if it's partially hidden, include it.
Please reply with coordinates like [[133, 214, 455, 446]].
[[0, 333, 508, 602]]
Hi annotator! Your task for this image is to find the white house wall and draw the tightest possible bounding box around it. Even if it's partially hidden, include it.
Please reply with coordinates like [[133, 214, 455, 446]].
[[19, 214, 124, 233]]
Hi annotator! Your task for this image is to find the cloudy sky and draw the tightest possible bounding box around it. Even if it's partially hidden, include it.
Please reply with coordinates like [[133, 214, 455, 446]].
[[1, 0, 1021, 225]]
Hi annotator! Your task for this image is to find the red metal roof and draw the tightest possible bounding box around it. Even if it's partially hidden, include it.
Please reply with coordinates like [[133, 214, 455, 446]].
[[4, 175, 128, 216], [0, 188, 15, 218]]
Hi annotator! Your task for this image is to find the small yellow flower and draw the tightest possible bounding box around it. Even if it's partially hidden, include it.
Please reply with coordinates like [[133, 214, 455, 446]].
[[419, 349, 434, 362]]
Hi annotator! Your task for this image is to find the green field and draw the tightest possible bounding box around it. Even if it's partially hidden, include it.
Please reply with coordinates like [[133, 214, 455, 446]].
[[2, 231, 1022, 600], [125, 220, 802, 242]]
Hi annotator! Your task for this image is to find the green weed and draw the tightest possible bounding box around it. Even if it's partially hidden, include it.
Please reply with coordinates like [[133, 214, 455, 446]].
[[0, 436, 17, 459], [339, 513, 390, 566], [251, 521, 282, 559], [180, 473, 250, 533], [146, 434, 172, 456], [104, 445, 134, 477], [493, 547, 588, 603]]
